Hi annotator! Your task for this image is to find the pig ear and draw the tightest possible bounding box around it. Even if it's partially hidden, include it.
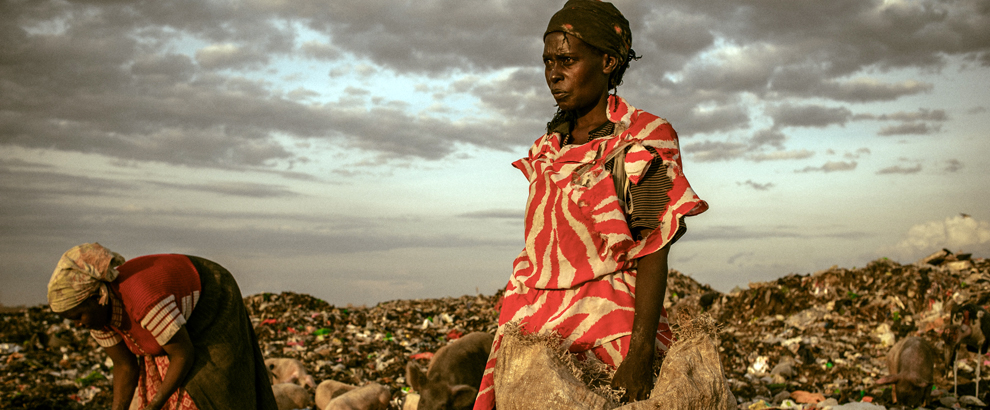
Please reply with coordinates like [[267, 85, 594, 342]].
[[876, 375, 900, 385], [450, 384, 478, 409], [406, 361, 427, 392]]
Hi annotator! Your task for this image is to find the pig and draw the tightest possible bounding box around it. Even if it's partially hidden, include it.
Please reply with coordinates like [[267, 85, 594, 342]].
[[405, 331, 494, 410], [316, 380, 359, 410], [267, 357, 317, 388], [325, 382, 390, 410], [273, 383, 315, 410], [876, 336, 936, 408], [943, 303, 990, 397]]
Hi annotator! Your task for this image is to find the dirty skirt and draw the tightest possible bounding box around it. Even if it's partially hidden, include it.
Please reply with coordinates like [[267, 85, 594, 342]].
[[473, 95, 708, 410], [131, 256, 278, 410]]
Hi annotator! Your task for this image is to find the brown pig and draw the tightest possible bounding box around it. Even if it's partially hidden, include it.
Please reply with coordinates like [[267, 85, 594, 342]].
[[315, 380, 359, 410], [325, 383, 390, 410], [406, 331, 494, 410], [273, 383, 314, 410], [267, 357, 317, 388], [876, 336, 936, 408]]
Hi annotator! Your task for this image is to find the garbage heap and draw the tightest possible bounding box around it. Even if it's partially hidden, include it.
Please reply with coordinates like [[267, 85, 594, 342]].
[[703, 249, 990, 410], [1, 249, 988, 410]]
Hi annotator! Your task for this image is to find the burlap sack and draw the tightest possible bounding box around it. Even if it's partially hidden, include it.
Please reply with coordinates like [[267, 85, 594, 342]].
[[494, 315, 735, 410], [493, 324, 616, 410]]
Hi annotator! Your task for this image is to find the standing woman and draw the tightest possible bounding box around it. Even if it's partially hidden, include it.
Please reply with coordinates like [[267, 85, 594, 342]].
[[48, 243, 278, 410], [474, 0, 708, 407]]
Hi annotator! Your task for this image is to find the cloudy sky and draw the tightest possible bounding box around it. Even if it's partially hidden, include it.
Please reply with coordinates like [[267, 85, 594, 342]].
[[3, 0, 989, 307]]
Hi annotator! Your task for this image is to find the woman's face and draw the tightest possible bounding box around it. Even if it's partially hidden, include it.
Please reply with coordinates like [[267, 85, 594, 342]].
[[543, 32, 613, 113], [57, 297, 110, 330]]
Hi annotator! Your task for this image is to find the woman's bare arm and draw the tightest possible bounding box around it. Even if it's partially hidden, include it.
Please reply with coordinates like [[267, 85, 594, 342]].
[[106, 342, 139, 410], [610, 231, 669, 401], [144, 326, 195, 410]]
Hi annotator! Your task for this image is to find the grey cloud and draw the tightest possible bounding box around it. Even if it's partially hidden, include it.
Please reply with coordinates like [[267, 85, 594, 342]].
[[819, 79, 933, 103], [683, 140, 749, 162], [738, 180, 774, 191], [750, 128, 786, 149], [146, 181, 301, 198], [0, 167, 137, 199], [877, 164, 922, 175], [685, 224, 872, 242], [944, 159, 964, 172], [768, 104, 852, 128], [877, 123, 940, 136], [469, 68, 552, 121], [195, 43, 269, 70], [795, 161, 858, 173], [0, 194, 517, 259], [727, 252, 754, 264], [843, 148, 872, 159], [300, 41, 342, 61], [2, 0, 987, 170], [677, 102, 751, 136], [769, 69, 934, 102], [289, 0, 553, 74], [130, 53, 196, 84], [748, 150, 814, 162], [854, 108, 948, 122]]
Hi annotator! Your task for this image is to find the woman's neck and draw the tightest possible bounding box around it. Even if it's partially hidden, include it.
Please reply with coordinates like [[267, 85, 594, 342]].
[[569, 93, 611, 145]]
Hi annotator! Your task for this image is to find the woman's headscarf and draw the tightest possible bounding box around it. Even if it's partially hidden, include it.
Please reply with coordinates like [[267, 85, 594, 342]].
[[47, 243, 125, 313], [545, 0, 632, 66]]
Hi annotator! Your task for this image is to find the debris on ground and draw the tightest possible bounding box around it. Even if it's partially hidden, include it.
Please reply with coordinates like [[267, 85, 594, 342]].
[[2, 249, 988, 410]]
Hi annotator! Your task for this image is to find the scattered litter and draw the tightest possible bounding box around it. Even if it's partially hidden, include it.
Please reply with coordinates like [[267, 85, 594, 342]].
[[2, 252, 989, 409]]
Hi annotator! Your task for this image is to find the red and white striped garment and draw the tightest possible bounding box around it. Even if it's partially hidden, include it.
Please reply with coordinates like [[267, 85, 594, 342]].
[[473, 95, 707, 410], [133, 355, 200, 410], [90, 254, 201, 356]]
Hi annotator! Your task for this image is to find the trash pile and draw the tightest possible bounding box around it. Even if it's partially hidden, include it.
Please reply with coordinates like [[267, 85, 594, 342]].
[[1, 249, 988, 410], [707, 249, 990, 410]]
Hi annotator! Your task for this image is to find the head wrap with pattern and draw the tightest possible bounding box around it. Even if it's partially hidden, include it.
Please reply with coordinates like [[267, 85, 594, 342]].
[[545, 0, 632, 67], [47, 243, 125, 313]]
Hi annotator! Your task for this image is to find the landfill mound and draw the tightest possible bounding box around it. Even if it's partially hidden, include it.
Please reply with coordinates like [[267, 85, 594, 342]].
[[2, 250, 989, 410]]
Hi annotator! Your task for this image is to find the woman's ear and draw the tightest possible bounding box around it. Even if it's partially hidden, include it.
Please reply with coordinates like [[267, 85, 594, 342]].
[[602, 53, 619, 75]]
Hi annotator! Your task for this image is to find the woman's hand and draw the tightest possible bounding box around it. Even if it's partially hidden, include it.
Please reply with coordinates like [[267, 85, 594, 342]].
[[107, 342, 139, 410], [143, 326, 195, 410], [610, 345, 655, 401]]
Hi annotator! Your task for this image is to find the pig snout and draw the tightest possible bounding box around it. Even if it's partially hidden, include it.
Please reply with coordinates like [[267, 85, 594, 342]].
[[267, 358, 317, 389], [406, 332, 494, 410], [272, 383, 314, 410], [877, 336, 935, 408]]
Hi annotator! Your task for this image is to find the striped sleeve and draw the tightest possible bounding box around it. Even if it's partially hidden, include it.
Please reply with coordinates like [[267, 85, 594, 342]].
[[627, 149, 673, 235], [140, 291, 200, 346], [90, 328, 123, 348]]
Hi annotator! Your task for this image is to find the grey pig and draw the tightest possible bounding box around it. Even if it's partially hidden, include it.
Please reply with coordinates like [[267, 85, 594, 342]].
[[267, 357, 317, 389], [316, 380, 358, 410], [325, 383, 390, 410], [876, 336, 935, 408], [273, 383, 314, 410], [406, 332, 494, 410]]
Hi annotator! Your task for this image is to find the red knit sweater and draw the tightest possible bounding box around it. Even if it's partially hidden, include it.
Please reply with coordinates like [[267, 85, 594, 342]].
[[90, 254, 201, 356]]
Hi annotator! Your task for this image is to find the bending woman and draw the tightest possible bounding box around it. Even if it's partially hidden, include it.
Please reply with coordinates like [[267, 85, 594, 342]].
[[48, 243, 277, 410]]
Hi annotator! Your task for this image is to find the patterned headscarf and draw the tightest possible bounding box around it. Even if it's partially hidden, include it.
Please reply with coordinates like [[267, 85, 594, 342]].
[[545, 0, 632, 66], [47, 243, 125, 313]]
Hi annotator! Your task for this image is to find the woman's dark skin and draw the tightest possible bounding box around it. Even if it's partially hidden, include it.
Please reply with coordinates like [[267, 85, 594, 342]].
[[543, 31, 671, 402], [58, 296, 196, 410]]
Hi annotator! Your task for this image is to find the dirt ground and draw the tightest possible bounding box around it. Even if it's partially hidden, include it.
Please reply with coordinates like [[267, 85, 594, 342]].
[[2, 249, 988, 410]]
